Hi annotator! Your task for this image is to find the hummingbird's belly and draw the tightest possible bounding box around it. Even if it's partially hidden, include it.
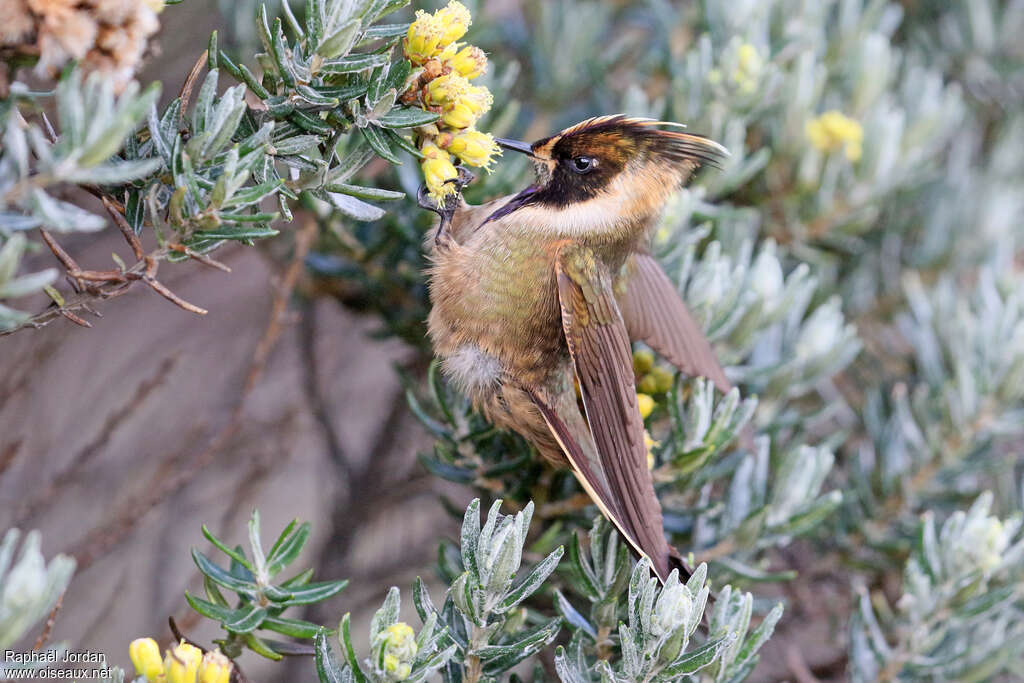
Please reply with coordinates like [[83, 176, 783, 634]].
[[427, 242, 566, 399]]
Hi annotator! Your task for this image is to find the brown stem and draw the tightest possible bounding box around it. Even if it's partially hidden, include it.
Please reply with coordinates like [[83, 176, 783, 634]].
[[32, 591, 65, 651]]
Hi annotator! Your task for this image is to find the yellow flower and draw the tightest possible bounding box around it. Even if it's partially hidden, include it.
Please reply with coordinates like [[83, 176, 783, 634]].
[[404, 10, 446, 64], [383, 653, 412, 681], [426, 72, 470, 106], [638, 373, 659, 395], [805, 110, 863, 162], [198, 650, 232, 683], [636, 393, 655, 419], [143, 0, 165, 12], [384, 623, 418, 660], [421, 142, 459, 200], [633, 349, 654, 375], [164, 641, 202, 683], [730, 42, 762, 93], [129, 638, 164, 682], [434, 1, 471, 47], [649, 366, 675, 393], [445, 44, 487, 79], [441, 85, 492, 129], [444, 128, 500, 169], [644, 430, 659, 470], [379, 622, 417, 681]]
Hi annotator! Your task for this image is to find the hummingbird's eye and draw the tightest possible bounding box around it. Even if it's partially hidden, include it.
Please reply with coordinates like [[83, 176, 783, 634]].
[[570, 156, 596, 174]]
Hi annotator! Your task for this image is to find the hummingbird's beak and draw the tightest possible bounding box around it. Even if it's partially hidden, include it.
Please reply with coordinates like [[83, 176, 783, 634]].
[[495, 137, 536, 157]]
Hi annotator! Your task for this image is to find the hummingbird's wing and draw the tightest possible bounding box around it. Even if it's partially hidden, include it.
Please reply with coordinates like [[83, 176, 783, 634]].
[[617, 252, 731, 394], [544, 242, 680, 581]]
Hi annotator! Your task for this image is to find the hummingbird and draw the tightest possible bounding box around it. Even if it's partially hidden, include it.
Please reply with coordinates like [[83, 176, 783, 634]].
[[420, 115, 732, 581]]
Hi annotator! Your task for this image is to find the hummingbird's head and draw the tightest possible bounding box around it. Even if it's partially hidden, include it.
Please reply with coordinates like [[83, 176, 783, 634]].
[[489, 115, 727, 236]]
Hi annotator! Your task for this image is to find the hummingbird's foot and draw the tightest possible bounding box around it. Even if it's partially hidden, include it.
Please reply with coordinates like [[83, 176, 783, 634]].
[[418, 166, 476, 247]]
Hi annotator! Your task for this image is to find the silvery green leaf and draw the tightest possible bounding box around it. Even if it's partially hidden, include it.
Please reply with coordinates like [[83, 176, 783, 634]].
[[0, 268, 58, 299], [618, 623, 641, 679], [272, 135, 324, 156], [369, 586, 400, 639], [317, 18, 361, 59], [554, 589, 597, 639], [338, 615, 368, 683], [327, 140, 376, 184], [201, 84, 247, 159], [726, 602, 783, 677], [0, 234, 27, 284], [59, 158, 163, 185], [323, 184, 403, 201], [661, 635, 731, 676], [477, 618, 561, 676], [449, 571, 476, 623], [30, 190, 106, 232], [4, 113, 29, 177], [497, 546, 563, 613], [78, 81, 161, 168], [327, 192, 385, 221], [315, 629, 347, 683], [0, 213, 41, 232], [461, 498, 481, 580], [192, 69, 220, 133]]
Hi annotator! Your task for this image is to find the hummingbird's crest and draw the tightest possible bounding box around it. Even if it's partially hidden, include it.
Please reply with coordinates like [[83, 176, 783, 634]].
[[486, 115, 727, 228], [535, 115, 728, 170]]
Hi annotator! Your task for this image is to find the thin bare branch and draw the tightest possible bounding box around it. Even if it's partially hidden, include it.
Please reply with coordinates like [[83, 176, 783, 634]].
[[32, 591, 65, 651], [102, 195, 144, 259]]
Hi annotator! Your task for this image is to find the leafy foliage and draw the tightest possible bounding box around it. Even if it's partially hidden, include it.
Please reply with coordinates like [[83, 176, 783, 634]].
[[0, 529, 75, 678], [188, 511, 347, 661]]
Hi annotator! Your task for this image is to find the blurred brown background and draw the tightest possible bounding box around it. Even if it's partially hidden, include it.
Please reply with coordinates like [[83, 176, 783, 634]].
[[0, 5, 462, 679]]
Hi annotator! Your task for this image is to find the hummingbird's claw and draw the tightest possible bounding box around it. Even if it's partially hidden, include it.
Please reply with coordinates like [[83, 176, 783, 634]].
[[416, 184, 439, 213], [418, 166, 476, 247]]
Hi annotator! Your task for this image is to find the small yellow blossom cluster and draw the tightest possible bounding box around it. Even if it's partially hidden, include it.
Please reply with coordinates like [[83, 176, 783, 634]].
[[128, 638, 232, 683], [633, 350, 667, 471], [708, 41, 763, 95], [376, 622, 418, 682], [401, 1, 500, 200], [805, 110, 864, 162], [0, 0, 163, 91], [643, 429, 659, 470], [633, 349, 675, 396]]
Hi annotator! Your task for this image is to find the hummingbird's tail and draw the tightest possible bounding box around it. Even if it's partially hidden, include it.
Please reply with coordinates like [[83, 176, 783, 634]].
[[527, 387, 679, 583]]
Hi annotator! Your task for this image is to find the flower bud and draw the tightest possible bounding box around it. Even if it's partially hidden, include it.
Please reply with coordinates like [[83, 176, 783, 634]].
[[420, 142, 459, 200], [129, 638, 164, 682], [959, 515, 1009, 575], [633, 349, 654, 375], [372, 619, 419, 682], [441, 85, 492, 129], [198, 650, 232, 683], [749, 249, 783, 312], [383, 623, 418, 662], [445, 128, 501, 169], [164, 641, 202, 683], [404, 11, 445, 64], [426, 73, 470, 106], [638, 373, 659, 395], [383, 654, 412, 681], [805, 110, 863, 162], [636, 393, 655, 419], [649, 366, 675, 394], [445, 44, 487, 79], [650, 581, 693, 637], [644, 430, 658, 470], [794, 299, 844, 362], [434, 1, 472, 46]]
